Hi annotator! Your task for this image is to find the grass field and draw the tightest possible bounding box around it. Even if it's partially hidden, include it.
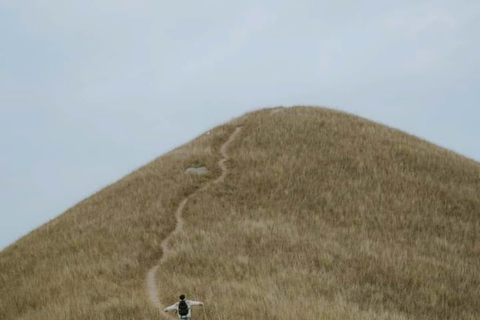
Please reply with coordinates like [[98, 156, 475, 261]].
[[1, 107, 479, 320]]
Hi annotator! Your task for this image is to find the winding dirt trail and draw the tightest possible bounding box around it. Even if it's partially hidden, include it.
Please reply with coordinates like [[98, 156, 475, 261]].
[[146, 127, 242, 313]]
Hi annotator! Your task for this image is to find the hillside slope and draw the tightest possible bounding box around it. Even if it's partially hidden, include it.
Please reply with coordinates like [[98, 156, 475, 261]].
[[1, 107, 479, 320]]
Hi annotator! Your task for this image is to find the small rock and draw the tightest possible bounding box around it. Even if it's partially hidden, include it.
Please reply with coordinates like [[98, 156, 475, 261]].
[[185, 167, 209, 175], [271, 108, 283, 114]]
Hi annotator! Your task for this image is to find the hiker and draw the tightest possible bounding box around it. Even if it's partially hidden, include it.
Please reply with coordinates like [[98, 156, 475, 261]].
[[164, 294, 204, 319]]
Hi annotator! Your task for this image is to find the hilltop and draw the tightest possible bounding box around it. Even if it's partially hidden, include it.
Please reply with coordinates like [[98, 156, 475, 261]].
[[1, 107, 479, 320]]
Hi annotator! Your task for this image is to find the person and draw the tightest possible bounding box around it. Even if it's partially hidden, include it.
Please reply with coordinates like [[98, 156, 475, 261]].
[[164, 294, 204, 319]]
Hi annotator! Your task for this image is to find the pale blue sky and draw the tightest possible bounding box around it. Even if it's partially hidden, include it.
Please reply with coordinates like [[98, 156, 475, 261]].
[[1, 0, 479, 250]]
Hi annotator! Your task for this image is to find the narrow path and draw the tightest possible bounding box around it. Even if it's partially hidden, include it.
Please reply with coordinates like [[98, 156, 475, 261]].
[[146, 127, 242, 314]]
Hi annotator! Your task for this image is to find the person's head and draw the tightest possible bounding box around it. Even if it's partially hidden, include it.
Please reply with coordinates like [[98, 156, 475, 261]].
[[179, 294, 185, 301]]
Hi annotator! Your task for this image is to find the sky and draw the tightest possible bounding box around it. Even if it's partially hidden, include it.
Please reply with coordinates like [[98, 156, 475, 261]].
[[1, 0, 479, 250]]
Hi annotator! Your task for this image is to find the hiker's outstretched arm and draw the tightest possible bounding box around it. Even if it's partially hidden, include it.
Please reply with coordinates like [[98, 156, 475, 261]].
[[189, 300, 204, 306], [164, 303, 178, 312]]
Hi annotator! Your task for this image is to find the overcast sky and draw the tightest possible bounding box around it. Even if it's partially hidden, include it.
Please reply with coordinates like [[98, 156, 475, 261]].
[[1, 0, 479, 250]]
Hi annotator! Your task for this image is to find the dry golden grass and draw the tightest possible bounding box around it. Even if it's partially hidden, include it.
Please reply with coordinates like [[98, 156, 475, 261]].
[[1, 107, 479, 320]]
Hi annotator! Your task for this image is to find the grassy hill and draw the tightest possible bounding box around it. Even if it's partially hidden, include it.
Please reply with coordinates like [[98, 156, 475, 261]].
[[1, 107, 479, 320]]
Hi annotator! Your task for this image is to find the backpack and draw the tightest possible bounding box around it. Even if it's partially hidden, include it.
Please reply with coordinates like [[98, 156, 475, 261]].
[[178, 300, 189, 316]]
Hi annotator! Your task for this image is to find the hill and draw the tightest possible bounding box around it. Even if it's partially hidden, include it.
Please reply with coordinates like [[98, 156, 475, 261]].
[[1, 107, 479, 320]]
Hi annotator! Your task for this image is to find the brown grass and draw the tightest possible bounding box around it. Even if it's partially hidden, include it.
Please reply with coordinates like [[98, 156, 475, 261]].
[[1, 107, 479, 320]]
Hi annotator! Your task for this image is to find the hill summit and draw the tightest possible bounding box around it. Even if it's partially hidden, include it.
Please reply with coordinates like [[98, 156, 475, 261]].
[[1, 107, 479, 320]]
